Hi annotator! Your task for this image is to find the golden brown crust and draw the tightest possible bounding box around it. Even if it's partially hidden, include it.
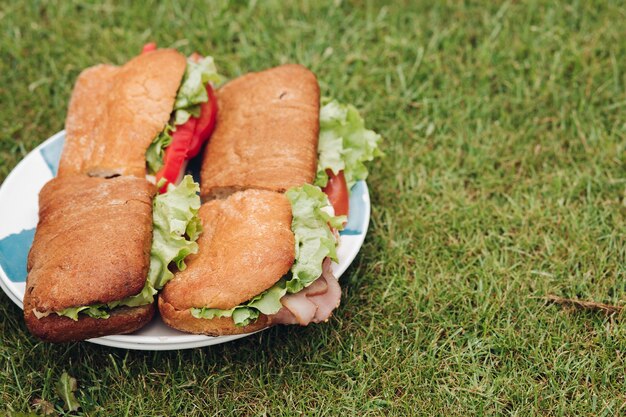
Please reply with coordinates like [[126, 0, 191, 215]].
[[24, 299, 155, 343], [25, 175, 156, 312], [158, 296, 269, 336], [200, 64, 320, 199], [161, 189, 295, 311], [59, 49, 186, 178], [57, 64, 119, 177]]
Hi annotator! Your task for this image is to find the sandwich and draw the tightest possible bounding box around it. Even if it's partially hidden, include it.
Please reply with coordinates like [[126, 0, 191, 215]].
[[159, 66, 344, 335], [59, 44, 221, 189], [200, 64, 320, 199], [159, 185, 344, 335], [24, 45, 219, 342], [199, 63, 381, 214], [24, 175, 156, 341]]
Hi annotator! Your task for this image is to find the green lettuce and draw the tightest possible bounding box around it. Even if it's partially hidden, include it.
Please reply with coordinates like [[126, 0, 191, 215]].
[[41, 305, 110, 321], [285, 184, 345, 293], [50, 176, 202, 320], [145, 124, 173, 174], [173, 56, 223, 126], [191, 280, 288, 327], [191, 184, 345, 326], [314, 97, 383, 189]]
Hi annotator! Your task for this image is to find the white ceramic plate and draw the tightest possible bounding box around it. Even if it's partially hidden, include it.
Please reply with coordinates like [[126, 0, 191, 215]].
[[0, 131, 371, 350]]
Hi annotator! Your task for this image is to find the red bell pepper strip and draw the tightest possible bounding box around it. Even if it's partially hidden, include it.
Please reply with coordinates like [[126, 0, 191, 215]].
[[188, 84, 218, 156], [156, 118, 198, 192], [138, 49, 219, 192], [322, 169, 350, 217], [187, 51, 218, 152], [141, 42, 157, 54], [155, 83, 218, 192]]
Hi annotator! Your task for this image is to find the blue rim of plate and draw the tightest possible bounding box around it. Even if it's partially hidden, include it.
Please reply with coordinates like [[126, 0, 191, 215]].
[[0, 131, 370, 350]]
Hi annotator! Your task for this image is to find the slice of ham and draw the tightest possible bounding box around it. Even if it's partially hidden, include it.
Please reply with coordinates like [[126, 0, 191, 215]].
[[303, 275, 328, 296], [271, 258, 341, 326], [280, 292, 317, 325], [309, 268, 341, 322], [270, 304, 300, 325]]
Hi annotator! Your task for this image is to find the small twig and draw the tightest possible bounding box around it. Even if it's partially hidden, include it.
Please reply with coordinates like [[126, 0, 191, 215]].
[[541, 294, 623, 315]]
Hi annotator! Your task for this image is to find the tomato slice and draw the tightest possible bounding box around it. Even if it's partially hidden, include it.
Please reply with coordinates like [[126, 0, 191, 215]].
[[322, 169, 350, 217], [155, 84, 218, 192], [141, 42, 157, 54]]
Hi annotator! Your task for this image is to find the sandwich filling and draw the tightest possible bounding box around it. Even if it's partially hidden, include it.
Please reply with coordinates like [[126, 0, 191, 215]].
[[191, 184, 346, 326], [146, 55, 222, 174], [35, 175, 201, 320], [314, 97, 382, 189], [314, 97, 383, 189]]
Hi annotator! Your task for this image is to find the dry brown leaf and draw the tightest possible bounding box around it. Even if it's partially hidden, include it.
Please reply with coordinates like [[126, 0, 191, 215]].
[[543, 294, 622, 315]]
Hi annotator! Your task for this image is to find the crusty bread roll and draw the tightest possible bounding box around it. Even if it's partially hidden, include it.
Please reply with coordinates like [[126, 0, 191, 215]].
[[24, 175, 156, 342], [24, 303, 155, 343], [159, 189, 295, 335], [58, 49, 186, 178], [200, 64, 320, 200], [158, 300, 270, 336]]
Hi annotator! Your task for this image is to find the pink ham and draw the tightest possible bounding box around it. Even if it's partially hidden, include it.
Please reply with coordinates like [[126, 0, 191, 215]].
[[304, 275, 328, 296], [280, 292, 317, 325], [271, 258, 342, 326], [270, 305, 299, 325], [309, 269, 341, 323]]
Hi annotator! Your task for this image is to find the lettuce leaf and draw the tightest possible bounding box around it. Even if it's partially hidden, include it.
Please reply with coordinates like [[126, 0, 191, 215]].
[[314, 97, 383, 189], [149, 175, 202, 289], [173, 56, 223, 125], [37, 305, 110, 321], [50, 176, 202, 320], [191, 184, 344, 326], [191, 280, 288, 327], [285, 184, 345, 293], [145, 124, 173, 174]]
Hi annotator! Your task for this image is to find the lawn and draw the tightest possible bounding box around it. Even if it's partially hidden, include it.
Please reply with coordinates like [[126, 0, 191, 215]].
[[1, 0, 625, 415]]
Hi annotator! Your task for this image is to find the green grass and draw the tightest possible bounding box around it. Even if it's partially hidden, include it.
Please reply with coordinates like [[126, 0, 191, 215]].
[[1, 0, 625, 415]]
